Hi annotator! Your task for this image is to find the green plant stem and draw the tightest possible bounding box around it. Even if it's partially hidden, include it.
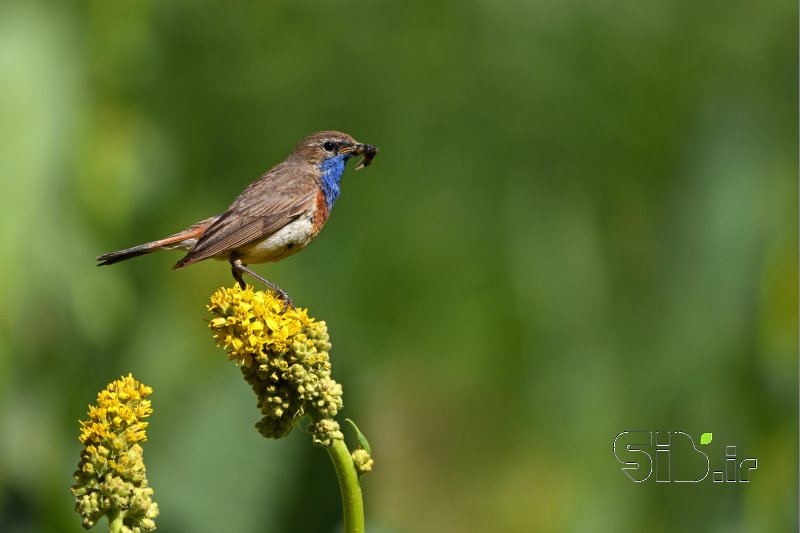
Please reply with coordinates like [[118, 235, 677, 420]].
[[108, 510, 124, 533], [327, 438, 364, 533]]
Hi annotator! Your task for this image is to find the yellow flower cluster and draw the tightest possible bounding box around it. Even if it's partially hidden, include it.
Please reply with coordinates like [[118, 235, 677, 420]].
[[71, 374, 159, 532], [78, 374, 152, 449], [208, 285, 314, 364], [208, 285, 344, 443]]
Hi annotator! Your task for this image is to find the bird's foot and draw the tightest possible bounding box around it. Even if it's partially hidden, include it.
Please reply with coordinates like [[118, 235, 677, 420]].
[[231, 259, 294, 314], [273, 287, 293, 315]]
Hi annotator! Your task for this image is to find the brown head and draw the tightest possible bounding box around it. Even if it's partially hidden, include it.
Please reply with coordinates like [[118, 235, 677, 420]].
[[290, 130, 378, 169]]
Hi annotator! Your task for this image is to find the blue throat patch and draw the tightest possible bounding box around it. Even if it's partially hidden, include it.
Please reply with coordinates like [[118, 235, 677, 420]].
[[318, 153, 351, 211]]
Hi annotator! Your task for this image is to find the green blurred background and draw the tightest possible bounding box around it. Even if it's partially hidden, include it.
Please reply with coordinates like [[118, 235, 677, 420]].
[[0, 0, 796, 531]]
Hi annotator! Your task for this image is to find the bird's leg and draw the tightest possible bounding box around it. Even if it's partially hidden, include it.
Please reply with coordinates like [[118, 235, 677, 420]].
[[231, 262, 246, 290], [230, 258, 293, 314]]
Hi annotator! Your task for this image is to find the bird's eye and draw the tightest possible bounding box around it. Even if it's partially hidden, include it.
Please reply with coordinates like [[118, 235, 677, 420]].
[[322, 141, 336, 152]]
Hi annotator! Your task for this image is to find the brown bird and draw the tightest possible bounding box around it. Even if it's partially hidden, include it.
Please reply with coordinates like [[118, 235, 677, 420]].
[[97, 131, 378, 311]]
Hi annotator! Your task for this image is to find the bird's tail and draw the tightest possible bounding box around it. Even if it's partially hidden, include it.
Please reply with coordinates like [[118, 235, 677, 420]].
[[96, 216, 219, 266]]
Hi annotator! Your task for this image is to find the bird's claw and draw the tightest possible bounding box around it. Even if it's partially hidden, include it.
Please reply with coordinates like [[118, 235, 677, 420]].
[[276, 291, 293, 315], [230, 259, 294, 313]]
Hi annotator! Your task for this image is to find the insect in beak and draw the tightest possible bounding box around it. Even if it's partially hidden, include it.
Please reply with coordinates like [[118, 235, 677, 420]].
[[341, 143, 379, 170]]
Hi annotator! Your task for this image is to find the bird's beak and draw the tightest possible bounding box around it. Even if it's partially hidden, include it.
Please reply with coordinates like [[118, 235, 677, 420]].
[[341, 143, 379, 170]]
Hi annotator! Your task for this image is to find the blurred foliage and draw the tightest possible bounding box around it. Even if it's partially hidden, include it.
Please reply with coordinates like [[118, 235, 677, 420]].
[[0, 0, 796, 532]]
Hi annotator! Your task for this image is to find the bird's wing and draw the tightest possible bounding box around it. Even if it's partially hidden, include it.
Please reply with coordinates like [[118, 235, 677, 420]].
[[174, 167, 317, 268]]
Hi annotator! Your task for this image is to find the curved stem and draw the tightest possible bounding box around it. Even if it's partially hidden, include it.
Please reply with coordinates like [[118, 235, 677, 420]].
[[327, 438, 364, 533], [107, 510, 124, 533]]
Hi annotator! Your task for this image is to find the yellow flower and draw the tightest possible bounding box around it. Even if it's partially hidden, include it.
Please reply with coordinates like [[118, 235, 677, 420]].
[[78, 376, 152, 447], [71, 374, 158, 531], [208, 285, 343, 442]]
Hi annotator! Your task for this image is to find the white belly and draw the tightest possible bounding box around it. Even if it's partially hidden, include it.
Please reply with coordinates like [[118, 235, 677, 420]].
[[233, 213, 317, 264]]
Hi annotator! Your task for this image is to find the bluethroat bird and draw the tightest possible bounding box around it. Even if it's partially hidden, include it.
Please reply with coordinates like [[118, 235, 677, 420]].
[[97, 131, 378, 311]]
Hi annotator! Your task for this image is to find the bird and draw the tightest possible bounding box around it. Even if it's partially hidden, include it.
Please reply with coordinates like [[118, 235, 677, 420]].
[[97, 130, 378, 311]]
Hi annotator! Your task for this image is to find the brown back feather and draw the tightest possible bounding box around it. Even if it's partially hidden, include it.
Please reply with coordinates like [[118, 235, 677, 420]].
[[173, 161, 318, 269]]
